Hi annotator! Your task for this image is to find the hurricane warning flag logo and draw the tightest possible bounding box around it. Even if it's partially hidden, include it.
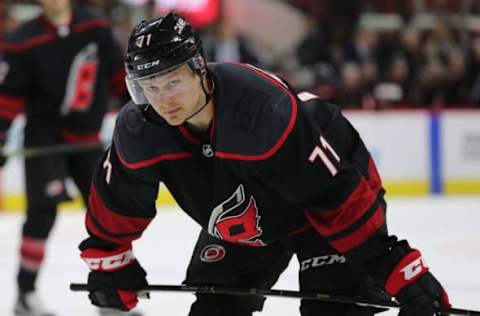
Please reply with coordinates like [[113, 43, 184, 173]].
[[208, 185, 265, 247]]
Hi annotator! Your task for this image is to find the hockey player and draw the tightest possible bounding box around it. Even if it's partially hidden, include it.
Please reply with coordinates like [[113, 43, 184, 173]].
[[78, 12, 451, 316], [0, 0, 135, 315]]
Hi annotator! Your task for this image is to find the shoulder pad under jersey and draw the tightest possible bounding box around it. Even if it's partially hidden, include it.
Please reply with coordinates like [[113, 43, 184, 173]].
[[209, 63, 298, 160], [113, 102, 189, 170]]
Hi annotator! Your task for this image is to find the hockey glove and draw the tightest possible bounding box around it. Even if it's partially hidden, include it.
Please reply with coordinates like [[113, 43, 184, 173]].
[[379, 240, 450, 316], [80, 241, 148, 311]]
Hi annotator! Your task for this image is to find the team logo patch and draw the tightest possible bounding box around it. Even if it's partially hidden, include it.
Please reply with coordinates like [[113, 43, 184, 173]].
[[208, 184, 265, 247], [200, 244, 226, 263]]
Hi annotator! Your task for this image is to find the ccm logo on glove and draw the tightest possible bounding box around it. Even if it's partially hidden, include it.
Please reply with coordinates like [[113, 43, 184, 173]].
[[385, 250, 429, 295], [81, 247, 135, 272]]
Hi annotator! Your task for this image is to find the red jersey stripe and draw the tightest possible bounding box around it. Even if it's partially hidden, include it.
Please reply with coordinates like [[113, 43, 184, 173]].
[[326, 206, 385, 253], [2, 34, 56, 52], [305, 177, 377, 236], [368, 158, 382, 194], [114, 140, 192, 170], [0, 94, 25, 110], [73, 19, 110, 33], [86, 185, 152, 244], [0, 109, 18, 120], [61, 130, 100, 143]]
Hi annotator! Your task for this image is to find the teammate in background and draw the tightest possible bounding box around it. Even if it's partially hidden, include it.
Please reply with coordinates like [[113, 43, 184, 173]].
[[0, 0, 135, 315], [78, 12, 451, 316]]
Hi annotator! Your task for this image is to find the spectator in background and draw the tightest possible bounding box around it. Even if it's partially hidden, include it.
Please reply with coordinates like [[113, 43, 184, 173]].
[[343, 27, 381, 98], [374, 56, 410, 108], [417, 59, 446, 105], [109, 3, 134, 52], [418, 17, 462, 106], [465, 33, 480, 105], [296, 13, 330, 68], [336, 62, 373, 108], [0, 0, 133, 315], [292, 11, 336, 99], [443, 49, 468, 106], [398, 28, 425, 87], [424, 17, 460, 65], [202, 18, 263, 66]]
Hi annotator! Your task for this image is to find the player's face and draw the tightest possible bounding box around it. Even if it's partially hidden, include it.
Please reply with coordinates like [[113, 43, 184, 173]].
[[138, 64, 204, 126]]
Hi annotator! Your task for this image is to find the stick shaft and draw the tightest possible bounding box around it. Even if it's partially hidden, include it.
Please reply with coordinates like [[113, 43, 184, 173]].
[[1, 142, 105, 158], [69, 283, 480, 315]]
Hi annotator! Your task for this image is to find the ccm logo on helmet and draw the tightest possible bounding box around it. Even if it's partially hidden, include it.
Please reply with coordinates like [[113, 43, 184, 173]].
[[137, 60, 160, 70], [200, 244, 226, 263]]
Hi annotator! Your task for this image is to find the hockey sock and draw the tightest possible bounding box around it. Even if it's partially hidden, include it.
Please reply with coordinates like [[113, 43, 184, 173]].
[[17, 237, 46, 292]]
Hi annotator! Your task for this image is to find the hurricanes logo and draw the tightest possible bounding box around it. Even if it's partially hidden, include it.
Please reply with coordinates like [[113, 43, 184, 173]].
[[61, 43, 98, 115], [208, 185, 265, 247], [200, 244, 226, 263]]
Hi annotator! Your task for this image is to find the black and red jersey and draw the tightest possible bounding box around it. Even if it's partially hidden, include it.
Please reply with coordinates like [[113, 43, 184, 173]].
[[0, 8, 126, 144], [86, 62, 388, 263]]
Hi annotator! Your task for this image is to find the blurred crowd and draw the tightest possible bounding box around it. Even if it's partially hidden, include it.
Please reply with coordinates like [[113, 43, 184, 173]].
[[279, 0, 480, 109], [4, 0, 480, 109]]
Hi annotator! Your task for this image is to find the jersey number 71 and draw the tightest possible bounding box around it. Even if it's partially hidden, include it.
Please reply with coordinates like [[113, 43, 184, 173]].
[[308, 135, 340, 176]]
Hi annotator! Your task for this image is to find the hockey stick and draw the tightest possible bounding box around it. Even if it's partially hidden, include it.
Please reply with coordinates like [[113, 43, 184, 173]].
[[69, 283, 480, 315], [0, 141, 105, 159]]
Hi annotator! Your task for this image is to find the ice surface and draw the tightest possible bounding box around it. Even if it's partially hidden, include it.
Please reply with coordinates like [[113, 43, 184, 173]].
[[0, 195, 479, 316]]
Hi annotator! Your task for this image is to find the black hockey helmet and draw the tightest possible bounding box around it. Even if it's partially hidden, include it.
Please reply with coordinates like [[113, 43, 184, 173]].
[[125, 12, 207, 104]]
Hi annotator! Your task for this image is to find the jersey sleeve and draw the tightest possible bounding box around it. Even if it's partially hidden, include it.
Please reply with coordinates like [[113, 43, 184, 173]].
[[85, 140, 159, 246], [0, 40, 31, 137], [261, 96, 390, 263]]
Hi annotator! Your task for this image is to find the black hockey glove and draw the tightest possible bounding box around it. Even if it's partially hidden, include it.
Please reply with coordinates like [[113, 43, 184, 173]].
[[79, 240, 148, 311], [378, 240, 450, 316]]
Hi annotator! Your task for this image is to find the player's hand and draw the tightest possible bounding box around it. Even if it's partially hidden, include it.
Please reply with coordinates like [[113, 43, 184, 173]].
[[396, 272, 450, 316], [381, 241, 450, 316], [79, 241, 148, 311]]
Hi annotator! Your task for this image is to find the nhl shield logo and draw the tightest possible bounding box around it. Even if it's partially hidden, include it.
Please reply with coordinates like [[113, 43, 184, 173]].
[[208, 185, 265, 247], [202, 144, 214, 157]]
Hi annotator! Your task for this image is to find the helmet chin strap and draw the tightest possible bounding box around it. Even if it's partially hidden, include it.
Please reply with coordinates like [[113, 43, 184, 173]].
[[185, 75, 214, 122]]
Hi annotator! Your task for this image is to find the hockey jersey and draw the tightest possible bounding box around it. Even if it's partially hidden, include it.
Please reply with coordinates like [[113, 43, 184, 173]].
[[0, 8, 126, 145], [85, 62, 389, 265]]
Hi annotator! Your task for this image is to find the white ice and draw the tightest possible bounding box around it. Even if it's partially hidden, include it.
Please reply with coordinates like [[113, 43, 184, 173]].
[[0, 195, 479, 316]]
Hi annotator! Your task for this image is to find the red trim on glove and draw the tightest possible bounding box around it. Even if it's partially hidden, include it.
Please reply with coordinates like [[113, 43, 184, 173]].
[[118, 290, 138, 310], [385, 250, 429, 296], [442, 289, 452, 309], [81, 245, 135, 272]]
